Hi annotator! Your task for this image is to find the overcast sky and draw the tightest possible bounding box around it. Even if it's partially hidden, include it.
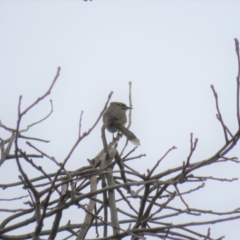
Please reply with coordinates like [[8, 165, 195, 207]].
[[1, 1, 240, 239]]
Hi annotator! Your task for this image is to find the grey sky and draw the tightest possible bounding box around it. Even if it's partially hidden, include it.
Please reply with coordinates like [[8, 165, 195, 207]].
[[1, 1, 240, 239]]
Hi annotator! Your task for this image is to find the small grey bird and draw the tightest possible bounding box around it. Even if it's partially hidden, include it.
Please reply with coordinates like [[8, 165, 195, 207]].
[[103, 102, 140, 146]]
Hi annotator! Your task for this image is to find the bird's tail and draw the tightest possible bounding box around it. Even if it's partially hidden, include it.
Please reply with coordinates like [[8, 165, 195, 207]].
[[112, 123, 140, 146]]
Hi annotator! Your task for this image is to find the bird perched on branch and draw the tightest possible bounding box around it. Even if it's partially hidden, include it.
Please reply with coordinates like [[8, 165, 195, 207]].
[[103, 102, 140, 146]]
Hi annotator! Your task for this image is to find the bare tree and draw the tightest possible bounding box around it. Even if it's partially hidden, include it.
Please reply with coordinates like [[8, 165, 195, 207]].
[[1, 39, 240, 240]]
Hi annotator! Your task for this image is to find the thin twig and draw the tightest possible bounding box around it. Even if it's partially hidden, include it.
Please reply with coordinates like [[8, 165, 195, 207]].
[[21, 67, 60, 116], [174, 185, 190, 211], [148, 146, 176, 177], [78, 111, 83, 137], [210, 85, 229, 142]]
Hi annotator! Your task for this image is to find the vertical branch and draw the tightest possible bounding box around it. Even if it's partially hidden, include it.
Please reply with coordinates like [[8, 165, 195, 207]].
[[48, 194, 66, 240], [101, 158, 108, 237], [77, 175, 97, 240], [78, 111, 83, 137], [234, 38, 240, 127], [127, 81, 133, 129], [210, 85, 229, 142], [105, 148, 120, 235], [101, 126, 109, 237], [180, 133, 198, 180], [101, 125, 109, 154]]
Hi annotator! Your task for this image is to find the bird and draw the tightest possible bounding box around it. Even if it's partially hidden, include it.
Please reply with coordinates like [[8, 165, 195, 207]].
[[102, 102, 140, 146]]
